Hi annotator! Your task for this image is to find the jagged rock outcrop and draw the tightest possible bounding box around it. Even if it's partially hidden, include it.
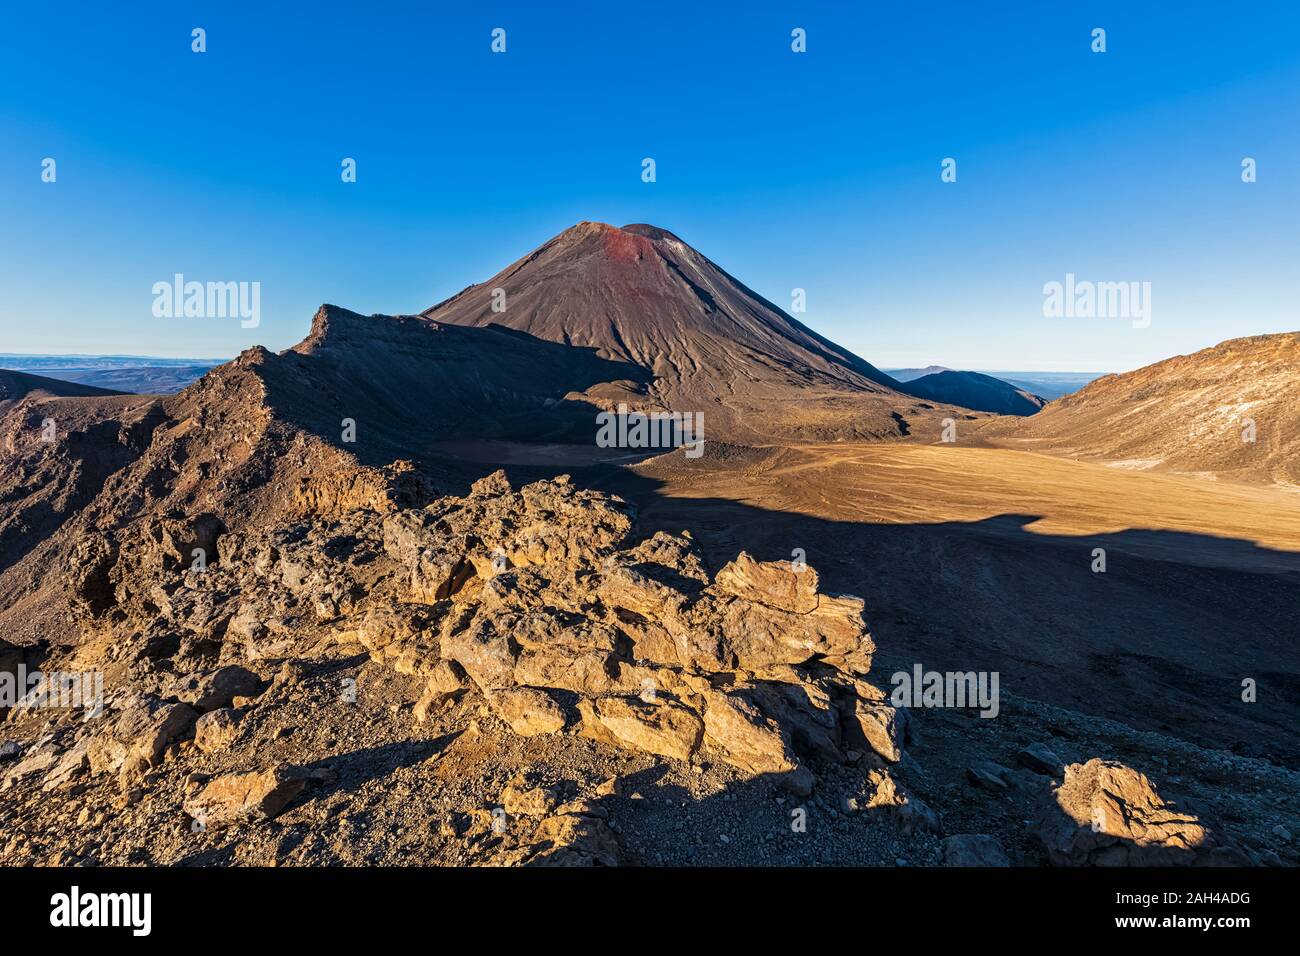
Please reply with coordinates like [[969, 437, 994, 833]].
[[358, 474, 886, 793], [56, 470, 899, 799]]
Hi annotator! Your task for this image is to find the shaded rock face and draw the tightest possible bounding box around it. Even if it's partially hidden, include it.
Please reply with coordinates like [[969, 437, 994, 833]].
[[164, 665, 262, 713], [87, 698, 198, 778], [60, 470, 894, 797], [1035, 759, 1246, 866], [0, 388, 163, 578], [0, 638, 44, 720]]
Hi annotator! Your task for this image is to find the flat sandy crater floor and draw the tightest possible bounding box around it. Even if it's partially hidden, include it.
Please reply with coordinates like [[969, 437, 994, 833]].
[[612, 442, 1300, 766]]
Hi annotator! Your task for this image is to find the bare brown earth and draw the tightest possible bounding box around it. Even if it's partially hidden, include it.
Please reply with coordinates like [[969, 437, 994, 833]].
[[3, 445, 1296, 868], [980, 332, 1300, 487]]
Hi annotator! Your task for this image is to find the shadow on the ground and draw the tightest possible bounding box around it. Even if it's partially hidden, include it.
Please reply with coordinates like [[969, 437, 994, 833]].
[[301, 735, 460, 805], [427, 452, 1300, 770]]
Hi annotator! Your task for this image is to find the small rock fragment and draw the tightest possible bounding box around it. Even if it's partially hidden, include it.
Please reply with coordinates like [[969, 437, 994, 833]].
[[1018, 742, 1064, 776], [183, 764, 307, 826], [942, 834, 1011, 866]]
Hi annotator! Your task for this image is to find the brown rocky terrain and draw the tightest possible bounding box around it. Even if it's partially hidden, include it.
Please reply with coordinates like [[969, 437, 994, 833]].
[[0, 468, 940, 864], [1, 225, 1296, 869], [981, 332, 1300, 487], [4, 464, 1292, 868]]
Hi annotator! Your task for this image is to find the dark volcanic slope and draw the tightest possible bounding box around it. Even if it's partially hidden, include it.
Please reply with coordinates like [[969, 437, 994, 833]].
[[422, 222, 944, 441], [983, 332, 1300, 486], [281, 304, 651, 453], [0, 369, 125, 404], [424, 222, 896, 388], [902, 370, 1047, 416]]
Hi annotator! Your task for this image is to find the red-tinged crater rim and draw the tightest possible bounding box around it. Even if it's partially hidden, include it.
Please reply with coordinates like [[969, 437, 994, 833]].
[[599, 225, 656, 263], [563, 222, 683, 262]]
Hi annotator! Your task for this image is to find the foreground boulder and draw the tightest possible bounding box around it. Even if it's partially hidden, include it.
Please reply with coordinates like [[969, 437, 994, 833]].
[[579, 696, 704, 762], [700, 688, 811, 794], [1035, 759, 1245, 866], [490, 800, 621, 867], [487, 687, 566, 736], [193, 708, 243, 753], [1018, 742, 1064, 777], [848, 766, 943, 835]]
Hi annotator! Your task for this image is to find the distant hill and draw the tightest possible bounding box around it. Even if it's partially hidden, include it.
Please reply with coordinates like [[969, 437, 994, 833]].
[[34, 365, 217, 394], [887, 365, 952, 383], [0, 355, 222, 394], [0, 368, 126, 404], [888, 367, 1103, 401], [900, 369, 1047, 416]]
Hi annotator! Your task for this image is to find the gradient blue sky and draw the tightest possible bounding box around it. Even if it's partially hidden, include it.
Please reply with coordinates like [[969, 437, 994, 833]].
[[2, 1, 1297, 371]]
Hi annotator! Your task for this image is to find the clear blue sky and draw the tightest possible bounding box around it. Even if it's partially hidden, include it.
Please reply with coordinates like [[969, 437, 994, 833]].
[[2, 1, 1297, 371]]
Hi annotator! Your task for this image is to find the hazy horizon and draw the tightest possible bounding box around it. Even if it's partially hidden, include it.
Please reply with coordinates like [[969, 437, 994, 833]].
[[0, 348, 1121, 377]]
